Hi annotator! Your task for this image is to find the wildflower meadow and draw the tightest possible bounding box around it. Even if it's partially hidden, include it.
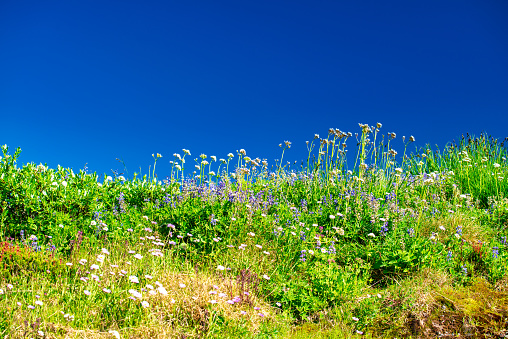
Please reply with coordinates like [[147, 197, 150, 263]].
[[0, 124, 507, 338]]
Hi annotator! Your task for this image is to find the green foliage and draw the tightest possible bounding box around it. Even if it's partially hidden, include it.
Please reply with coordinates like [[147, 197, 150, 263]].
[[0, 127, 507, 337]]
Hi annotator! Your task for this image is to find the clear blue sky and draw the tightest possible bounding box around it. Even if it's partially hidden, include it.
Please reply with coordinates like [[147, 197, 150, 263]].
[[1, 0, 507, 178]]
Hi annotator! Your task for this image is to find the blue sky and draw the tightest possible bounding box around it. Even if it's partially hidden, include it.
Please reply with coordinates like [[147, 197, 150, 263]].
[[1, 0, 507, 178]]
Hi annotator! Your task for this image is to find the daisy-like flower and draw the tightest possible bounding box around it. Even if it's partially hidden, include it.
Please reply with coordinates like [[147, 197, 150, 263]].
[[84, 290, 91, 296], [352, 316, 359, 321], [97, 255, 105, 263], [66, 263, 73, 266], [218, 292, 227, 298], [103, 288, 111, 293], [134, 254, 143, 260], [255, 244, 262, 249], [217, 265, 225, 271], [209, 300, 217, 304], [247, 232, 255, 237], [129, 289, 142, 299], [35, 300, 43, 306], [141, 301, 149, 308], [145, 274, 153, 279], [108, 330, 120, 339], [439, 225, 446, 231], [240, 311, 247, 315], [157, 286, 168, 296], [28, 305, 35, 309], [7, 284, 13, 290], [91, 264, 100, 270], [101, 248, 110, 255], [179, 283, 186, 288], [263, 251, 270, 255], [263, 275, 270, 280], [129, 276, 139, 284]]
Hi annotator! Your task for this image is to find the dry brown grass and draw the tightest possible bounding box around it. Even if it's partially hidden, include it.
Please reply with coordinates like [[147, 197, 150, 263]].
[[3, 268, 278, 339]]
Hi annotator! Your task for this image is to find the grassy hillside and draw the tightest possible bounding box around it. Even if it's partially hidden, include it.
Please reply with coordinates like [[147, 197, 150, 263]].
[[0, 126, 507, 338]]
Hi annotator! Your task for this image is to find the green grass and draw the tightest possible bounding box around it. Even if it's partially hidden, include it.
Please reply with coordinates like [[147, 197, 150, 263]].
[[0, 126, 507, 338]]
